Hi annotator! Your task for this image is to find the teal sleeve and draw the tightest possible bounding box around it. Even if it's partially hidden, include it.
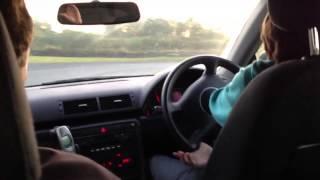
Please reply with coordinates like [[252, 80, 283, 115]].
[[208, 60, 273, 127]]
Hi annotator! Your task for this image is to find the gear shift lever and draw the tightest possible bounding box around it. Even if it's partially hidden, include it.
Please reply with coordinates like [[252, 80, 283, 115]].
[[54, 126, 76, 153]]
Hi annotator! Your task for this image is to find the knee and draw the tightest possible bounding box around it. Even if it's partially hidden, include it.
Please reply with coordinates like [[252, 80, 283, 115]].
[[149, 155, 167, 173]]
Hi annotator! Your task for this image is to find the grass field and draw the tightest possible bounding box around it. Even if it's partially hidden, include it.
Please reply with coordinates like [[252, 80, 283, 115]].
[[30, 56, 188, 63]]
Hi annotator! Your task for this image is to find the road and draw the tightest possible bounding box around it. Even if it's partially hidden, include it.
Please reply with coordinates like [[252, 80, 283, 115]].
[[27, 62, 177, 86]]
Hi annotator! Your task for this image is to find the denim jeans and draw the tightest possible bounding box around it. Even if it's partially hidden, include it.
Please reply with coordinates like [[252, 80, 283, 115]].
[[150, 155, 204, 180]]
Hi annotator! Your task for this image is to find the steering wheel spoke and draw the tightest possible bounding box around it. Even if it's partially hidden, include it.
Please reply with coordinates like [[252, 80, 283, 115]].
[[204, 62, 217, 75], [168, 101, 182, 113]]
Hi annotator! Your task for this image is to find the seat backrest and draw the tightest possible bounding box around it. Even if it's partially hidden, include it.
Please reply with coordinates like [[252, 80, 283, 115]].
[[0, 12, 41, 180], [204, 57, 320, 180], [203, 0, 320, 179]]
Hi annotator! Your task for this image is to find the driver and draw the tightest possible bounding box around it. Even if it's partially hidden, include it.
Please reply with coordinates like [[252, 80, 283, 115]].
[[1, 0, 120, 179], [150, 13, 310, 180], [58, 4, 83, 25]]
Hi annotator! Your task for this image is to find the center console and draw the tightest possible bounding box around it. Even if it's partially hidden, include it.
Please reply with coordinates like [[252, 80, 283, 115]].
[[37, 120, 144, 180]]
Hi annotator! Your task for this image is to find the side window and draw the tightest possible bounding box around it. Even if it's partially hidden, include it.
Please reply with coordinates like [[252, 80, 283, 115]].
[[256, 44, 268, 60]]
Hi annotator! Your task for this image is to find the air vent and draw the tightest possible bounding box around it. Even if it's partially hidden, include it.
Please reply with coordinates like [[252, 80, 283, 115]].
[[99, 95, 133, 110], [63, 98, 98, 115]]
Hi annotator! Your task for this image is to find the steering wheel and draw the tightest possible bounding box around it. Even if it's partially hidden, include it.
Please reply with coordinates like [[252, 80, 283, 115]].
[[161, 55, 240, 151]]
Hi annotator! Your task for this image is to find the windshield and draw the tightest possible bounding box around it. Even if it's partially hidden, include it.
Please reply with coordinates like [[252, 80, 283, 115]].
[[25, 0, 260, 86]]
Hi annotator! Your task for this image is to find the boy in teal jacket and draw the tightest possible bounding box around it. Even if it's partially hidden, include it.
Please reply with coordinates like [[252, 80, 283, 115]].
[[151, 14, 310, 180]]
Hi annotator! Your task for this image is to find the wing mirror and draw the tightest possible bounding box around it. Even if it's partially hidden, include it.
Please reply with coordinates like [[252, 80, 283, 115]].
[[57, 2, 140, 25]]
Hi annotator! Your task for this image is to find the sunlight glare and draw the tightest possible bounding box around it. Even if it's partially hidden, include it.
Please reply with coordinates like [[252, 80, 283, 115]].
[[26, 0, 259, 36]]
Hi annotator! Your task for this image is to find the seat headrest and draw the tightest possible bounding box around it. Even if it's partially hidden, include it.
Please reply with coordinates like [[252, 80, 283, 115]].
[[0, 12, 41, 180], [268, 0, 320, 32]]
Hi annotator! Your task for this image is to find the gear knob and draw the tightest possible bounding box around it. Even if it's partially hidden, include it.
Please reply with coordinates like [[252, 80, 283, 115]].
[[54, 126, 76, 153]]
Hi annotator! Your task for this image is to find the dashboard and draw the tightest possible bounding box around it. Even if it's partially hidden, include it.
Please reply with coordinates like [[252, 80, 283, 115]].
[[28, 67, 225, 180]]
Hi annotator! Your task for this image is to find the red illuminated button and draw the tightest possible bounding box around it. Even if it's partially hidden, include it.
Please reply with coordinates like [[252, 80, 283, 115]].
[[116, 153, 122, 157], [122, 158, 132, 164], [102, 161, 113, 168], [100, 127, 108, 134]]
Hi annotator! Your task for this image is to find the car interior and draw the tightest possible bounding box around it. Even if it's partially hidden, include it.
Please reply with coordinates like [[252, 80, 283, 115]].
[[2, 0, 320, 179]]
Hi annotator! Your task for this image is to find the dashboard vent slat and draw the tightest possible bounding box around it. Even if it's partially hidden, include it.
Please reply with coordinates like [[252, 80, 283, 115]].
[[100, 95, 132, 110], [63, 98, 98, 115]]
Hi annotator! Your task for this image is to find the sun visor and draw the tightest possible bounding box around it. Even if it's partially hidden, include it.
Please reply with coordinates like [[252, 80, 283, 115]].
[[268, 0, 320, 32]]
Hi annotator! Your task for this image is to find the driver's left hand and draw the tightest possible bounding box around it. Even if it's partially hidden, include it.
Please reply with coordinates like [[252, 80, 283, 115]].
[[173, 142, 212, 168]]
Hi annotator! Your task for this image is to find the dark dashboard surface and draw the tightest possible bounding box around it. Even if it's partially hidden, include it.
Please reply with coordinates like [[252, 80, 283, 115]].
[[27, 67, 228, 180], [28, 68, 206, 125], [28, 77, 147, 124]]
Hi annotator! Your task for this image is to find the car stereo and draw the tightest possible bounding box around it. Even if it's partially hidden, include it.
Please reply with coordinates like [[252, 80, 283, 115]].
[[37, 120, 144, 180]]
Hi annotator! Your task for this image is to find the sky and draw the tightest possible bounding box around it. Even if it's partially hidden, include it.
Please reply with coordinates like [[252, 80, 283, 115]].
[[25, 0, 260, 36]]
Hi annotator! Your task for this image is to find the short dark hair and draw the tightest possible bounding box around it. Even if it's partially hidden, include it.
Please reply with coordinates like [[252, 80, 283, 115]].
[[0, 0, 33, 67], [261, 14, 309, 63]]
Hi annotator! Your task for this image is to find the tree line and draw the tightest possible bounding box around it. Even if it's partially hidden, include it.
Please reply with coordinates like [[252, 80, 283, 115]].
[[31, 19, 229, 58]]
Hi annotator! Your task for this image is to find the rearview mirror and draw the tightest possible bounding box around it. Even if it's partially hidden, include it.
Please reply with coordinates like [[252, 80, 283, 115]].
[[57, 2, 140, 25]]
